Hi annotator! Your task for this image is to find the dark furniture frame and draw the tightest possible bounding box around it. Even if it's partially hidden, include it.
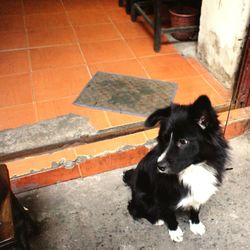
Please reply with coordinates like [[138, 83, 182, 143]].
[[0, 164, 37, 249], [119, 0, 199, 52]]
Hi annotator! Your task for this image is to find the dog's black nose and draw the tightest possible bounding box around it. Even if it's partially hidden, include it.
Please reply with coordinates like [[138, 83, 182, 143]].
[[158, 160, 168, 167], [158, 165, 167, 172], [157, 161, 169, 172]]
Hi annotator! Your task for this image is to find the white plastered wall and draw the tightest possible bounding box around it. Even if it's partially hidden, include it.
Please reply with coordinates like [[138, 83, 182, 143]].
[[197, 0, 250, 89]]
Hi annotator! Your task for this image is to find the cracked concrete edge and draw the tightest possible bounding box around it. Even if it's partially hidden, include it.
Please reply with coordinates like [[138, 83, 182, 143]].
[[3, 106, 249, 164], [0, 117, 149, 162], [0, 105, 236, 162], [10, 127, 250, 193], [10, 117, 250, 180], [74, 138, 157, 162], [10, 138, 157, 179], [9, 114, 250, 180], [0, 114, 97, 161]]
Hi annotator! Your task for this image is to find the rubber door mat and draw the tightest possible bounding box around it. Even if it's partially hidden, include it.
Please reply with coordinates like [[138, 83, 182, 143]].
[[74, 72, 177, 116]]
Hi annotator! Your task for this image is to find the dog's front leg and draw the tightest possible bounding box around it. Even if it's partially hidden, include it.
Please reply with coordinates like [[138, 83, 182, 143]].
[[162, 210, 183, 242], [189, 207, 206, 236]]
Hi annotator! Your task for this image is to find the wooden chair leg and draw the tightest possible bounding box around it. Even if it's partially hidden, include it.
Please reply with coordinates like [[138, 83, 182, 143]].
[[154, 0, 162, 52], [126, 0, 132, 14], [11, 193, 38, 234], [17, 227, 31, 250], [131, 0, 138, 22], [118, 0, 124, 7], [1, 164, 38, 249]]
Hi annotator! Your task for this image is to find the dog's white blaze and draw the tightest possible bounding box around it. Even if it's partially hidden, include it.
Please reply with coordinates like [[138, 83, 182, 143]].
[[168, 226, 183, 242], [177, 162, 218, 210], [157, 132, 173, 163]]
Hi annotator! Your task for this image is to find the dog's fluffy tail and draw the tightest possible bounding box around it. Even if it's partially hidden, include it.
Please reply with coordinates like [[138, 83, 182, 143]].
[[123, 169, 135, 187]]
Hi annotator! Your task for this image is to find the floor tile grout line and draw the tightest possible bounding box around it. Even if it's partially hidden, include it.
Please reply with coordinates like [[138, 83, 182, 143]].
[[135, 59, 151, 79], [27, 43, 79, 50], [108, 15, 136, 56], [0, 43, 180, 56], [70, 22, 117, 28], [186, 58, 207, 75], [0, 63, 88, 80], [2, 66, 221, 111], [111, 15, 153, 80], [142, 131, 149, 141], [26, 42, 76, 49], [159, 74, 212, 83], [67, 21, 112, 27], [88, 57, 143, 66], [0, 78, 222, 109], [23, 12, 121, 30], [0, 71, 31, 79], [202, 76, 231, 98], [0, 43, 76, 53], [185, 58, 207, 74], [185, 58, 231, 96], [60, 0, 112, 129], [68, 6, 134, 66], [0, 39, 178, 55], [1, 3, 229, 129], [0, 102, 35, 111], [70, 37, 125, 44], [85, 7, 148, 127], [107, 16, 125, 40], [26, 63, 88, 74], [139, 59, 201, 81], [113, 17, 156, 40], [84, 55, 136, 66], [200, 74, 231, 100], [67, 3, 144, 128], [136, 51, 179, 59], [0, 93, 77, 111], [103, 111, 113, 127], [60, 0, 92, 77], [0, 54, 187, 77], [186, 58, 228, 98], [20, 0, 39, 122], [108, 15, 150, 78], [35, 94, 78, 104], [189, 59, 231, 96], [108, 15, 184, 78], [138, 52, 190, 61], [22, 11, 66, 16]]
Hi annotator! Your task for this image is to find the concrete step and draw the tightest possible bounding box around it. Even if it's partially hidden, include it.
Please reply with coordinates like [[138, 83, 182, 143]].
[[1, 106, 249, 194]]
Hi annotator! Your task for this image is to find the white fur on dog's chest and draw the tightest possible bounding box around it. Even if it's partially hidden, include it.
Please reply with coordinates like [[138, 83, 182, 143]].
[[177, 163, 218, 210]]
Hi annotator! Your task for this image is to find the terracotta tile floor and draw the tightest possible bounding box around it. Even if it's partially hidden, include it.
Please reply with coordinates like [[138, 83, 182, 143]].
[[0, 0, 232, 178]]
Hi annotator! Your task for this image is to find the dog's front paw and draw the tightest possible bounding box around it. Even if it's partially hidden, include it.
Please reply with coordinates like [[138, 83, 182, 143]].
[[189, 220, 206, 236], [155, 219, 164, 226], [168, 226, 183, 242]]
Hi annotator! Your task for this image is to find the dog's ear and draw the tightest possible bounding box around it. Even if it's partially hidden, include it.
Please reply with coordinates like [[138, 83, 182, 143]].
[[144, 107, 171, 128], [191, 95, 218, 130]]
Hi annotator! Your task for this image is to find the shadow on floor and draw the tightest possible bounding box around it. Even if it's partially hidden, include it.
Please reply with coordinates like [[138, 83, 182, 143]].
[[17, 132, 250, 250]]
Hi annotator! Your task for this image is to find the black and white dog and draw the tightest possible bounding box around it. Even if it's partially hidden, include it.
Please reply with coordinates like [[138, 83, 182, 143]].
[[123, 95, 229, 242]]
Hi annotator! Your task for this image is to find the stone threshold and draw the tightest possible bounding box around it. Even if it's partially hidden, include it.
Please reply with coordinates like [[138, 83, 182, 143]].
[[0, 104, 229, 162], [8, 106, 250, 194]]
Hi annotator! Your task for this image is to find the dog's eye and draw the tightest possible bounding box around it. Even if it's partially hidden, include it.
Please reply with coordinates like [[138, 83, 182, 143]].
[[177, 139, 189, 147]]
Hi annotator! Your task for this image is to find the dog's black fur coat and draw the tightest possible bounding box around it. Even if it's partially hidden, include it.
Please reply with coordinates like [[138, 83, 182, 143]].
[[123, 95, 229, 241]]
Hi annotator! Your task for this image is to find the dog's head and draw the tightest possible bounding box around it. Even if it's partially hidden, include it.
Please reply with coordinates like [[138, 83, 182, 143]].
[[145, 95, 220, 174]]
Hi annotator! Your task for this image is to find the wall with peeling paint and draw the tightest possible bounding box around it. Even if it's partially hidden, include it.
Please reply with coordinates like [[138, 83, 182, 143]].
[[198, 0, 250, 88]]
